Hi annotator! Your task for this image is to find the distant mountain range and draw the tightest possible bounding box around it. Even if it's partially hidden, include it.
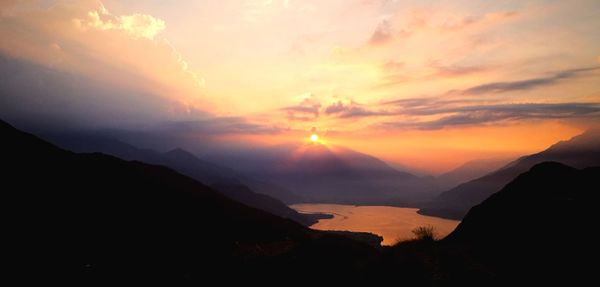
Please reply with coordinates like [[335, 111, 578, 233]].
[[44, 133, 317, 225], [420, 130, 600, 219], [435, 157, 514, 190], [203, 142, 438, 205], [4, 118, 597, 284], [2, 119, 380, 284]]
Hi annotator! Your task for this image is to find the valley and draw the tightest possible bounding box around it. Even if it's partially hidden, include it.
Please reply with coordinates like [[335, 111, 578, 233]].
[[292, 204, 460, 245]]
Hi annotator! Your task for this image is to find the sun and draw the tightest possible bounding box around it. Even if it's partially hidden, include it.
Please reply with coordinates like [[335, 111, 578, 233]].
[[310, 134, 319, 143]]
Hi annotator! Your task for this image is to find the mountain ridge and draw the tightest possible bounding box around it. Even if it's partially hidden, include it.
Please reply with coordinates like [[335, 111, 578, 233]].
[[2, 118, 381, 283], [42, 132, 315, 225], [419, 129, 600, 219], [203, 142, 438, 205], [443, 161, 598, 281]]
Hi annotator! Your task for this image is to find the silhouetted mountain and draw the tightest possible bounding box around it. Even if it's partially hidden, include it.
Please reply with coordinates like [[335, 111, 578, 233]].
[[2, 119, 379, 284], [43, 134, 314, 225], [204, 142, 438, 205], [435, 157, 513, 190], [7, 118, 597, 284], [445, 162, 597, 282], [364, 162, 598, 285], [420, 130, 600, 219]]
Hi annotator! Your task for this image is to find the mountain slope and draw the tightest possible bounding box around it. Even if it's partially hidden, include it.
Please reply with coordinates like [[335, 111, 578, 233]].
[[44, 134, 313, 225], [445, 162, 598, 281], [2, 119, 377, 283], [420, 130, 600, 219], [204, 143, 437, 205], [435, 157, 513, 190]]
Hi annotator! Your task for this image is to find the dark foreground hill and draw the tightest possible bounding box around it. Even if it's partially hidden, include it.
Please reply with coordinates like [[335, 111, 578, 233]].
[[420, 130, 600, 219], [445, 162, 597, 282], [368, 162, 598, 285], [2, 119, 377, 284], [4, 118, 596, 285], [43, 134, 316, 225]]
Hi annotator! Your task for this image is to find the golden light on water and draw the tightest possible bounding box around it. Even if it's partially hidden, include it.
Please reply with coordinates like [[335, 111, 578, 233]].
[[291, 204, 460, 245]]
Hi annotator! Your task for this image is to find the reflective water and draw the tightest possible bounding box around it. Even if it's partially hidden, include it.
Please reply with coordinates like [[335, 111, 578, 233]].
[[291, 204, 460, 245]]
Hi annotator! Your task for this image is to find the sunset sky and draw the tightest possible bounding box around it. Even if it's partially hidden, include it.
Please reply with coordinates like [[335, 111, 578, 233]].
[[1, 0, 599, 173]]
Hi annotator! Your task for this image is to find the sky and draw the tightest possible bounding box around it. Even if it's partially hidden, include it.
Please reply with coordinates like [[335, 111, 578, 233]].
[[1, 0, 599, 173]]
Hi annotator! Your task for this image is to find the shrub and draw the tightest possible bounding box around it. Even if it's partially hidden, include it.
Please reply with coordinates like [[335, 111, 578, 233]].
[[412, 225, 436, 241]]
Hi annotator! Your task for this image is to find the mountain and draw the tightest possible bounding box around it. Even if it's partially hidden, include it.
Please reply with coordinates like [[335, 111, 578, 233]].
[[5, 118, 595, 284], [2, 119, 381, 284], [204, 143, 438, 205], [43, 134, 315, 225], [435, 157, 513, 190], [445, 162, 598, 282], [162, 148, 322, 225], [365, 162, 598, 285], [420, 130, 600, 219]]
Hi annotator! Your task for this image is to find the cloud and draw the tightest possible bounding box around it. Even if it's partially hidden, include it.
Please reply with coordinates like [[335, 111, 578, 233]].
[[369, 19, 393, 45], [0, 0, 206, 129], [282, 105, 320, 120], [326, 92, 600, 130], [324, 100, 387, 118], [0, 53, 282, 138], [462, 67, 599, 95], [324, 100, 346, 114], [377, 61, 491, 88], [0, 55, 196, 130], [429, 62, 489, 78], [382, 60, 405, 72], [74, 9, 166, 40], [440, 11, 518, 31], [160, 117, 282, 135], [377, 102, 600, 130], [281, 92, 321, 121], [383, 97, 477, 110]]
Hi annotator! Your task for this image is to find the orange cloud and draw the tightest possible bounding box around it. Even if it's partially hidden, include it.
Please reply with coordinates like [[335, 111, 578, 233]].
[[0, 0, 205, 113], [74, 9, 166, 40]]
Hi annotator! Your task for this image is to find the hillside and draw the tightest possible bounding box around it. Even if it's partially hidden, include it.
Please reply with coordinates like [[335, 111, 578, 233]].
[[420, 130, 600, 219], [435, 157, 513, 190], [204, 143, 437, 205], [2, 119, 377, 284], [43, 134, 314, 225], [445, 162, 598, 281], [5, 118, 596, 284]]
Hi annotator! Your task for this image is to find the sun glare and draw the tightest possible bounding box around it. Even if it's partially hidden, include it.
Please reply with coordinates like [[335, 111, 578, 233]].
[[310, 134, 319, 143]]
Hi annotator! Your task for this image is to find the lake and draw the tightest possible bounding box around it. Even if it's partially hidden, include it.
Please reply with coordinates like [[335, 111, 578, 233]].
[[291, 204, 460, 246]]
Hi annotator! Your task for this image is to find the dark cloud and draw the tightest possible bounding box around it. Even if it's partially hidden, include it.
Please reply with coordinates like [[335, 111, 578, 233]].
[[0, 54, 190, 131], [462, 67, 599, 95], [324, 101, 388, 118], [332, 94, 600, 129], [281, 95, 321, 121], [382, 97, 481, 111], [324, 101, 346, 114], [0, 54, 280, 137], [378, 102, 600, 130]]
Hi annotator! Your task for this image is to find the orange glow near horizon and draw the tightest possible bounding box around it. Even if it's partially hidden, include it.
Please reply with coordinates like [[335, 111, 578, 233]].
[[213, 121, 584, 174], [310, 134, 319, 143], [0, 1, 598, 175]]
